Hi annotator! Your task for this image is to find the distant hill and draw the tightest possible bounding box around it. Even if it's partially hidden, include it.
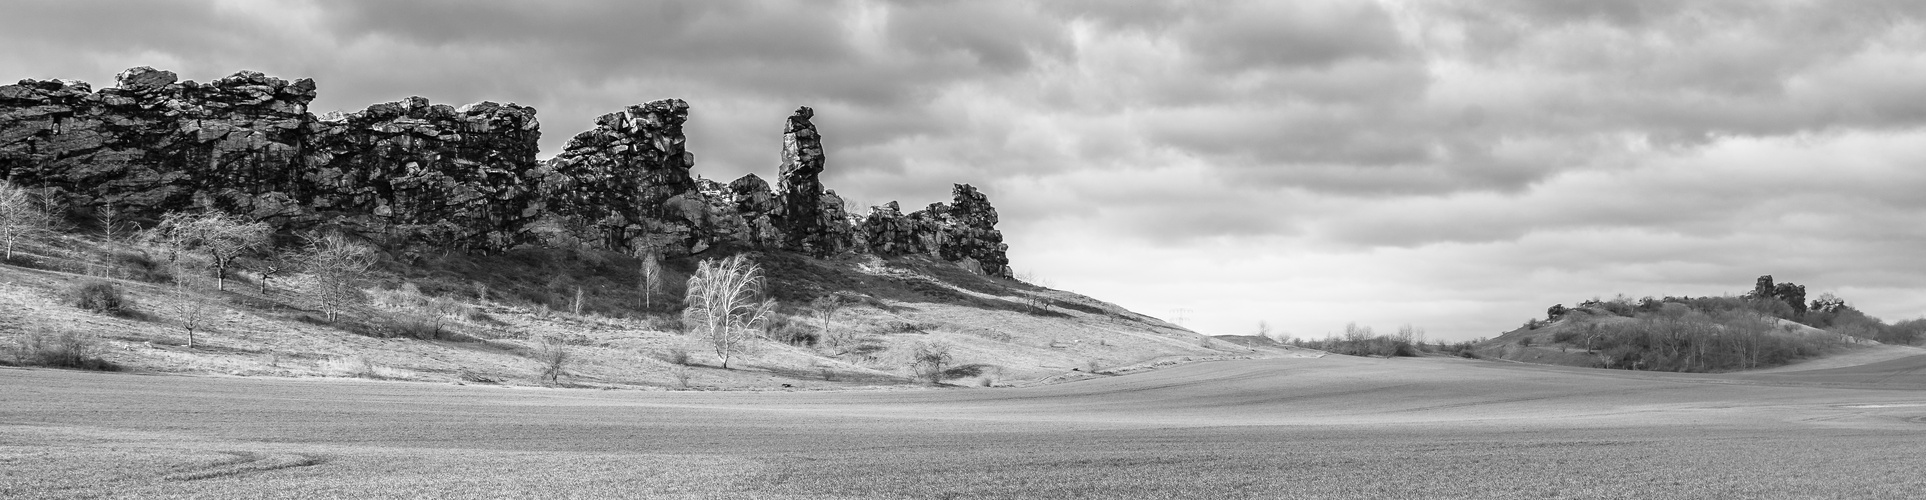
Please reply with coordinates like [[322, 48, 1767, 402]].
[[1474, 276, 1924, 372]]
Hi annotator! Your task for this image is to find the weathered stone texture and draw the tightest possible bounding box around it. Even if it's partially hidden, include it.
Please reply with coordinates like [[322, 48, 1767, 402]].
[[858, 184, 1011, 278], [0, 67, 317, 222], [305, 97, 543, 251], [0, 67, 1013, 272], [773, 106, 854, 256], [541, 99, 698, 253]]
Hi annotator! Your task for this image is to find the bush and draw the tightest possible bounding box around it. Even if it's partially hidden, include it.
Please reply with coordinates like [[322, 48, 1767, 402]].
[[109, 251, 168, 282], [766, 315, 818, 346], [1551, 330, 1580, 344], [66, 279, 131, 315], [663, 347, 692, 366], [7, 326, 118, 371]]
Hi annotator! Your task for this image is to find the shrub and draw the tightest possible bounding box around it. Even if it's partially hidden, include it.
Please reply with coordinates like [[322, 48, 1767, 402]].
[[109, 251, 168, 282], [663, 347, 692, 366], [533, 334, 571, 385], [66, 279, 132, 315], [1551, 330, 1580, 344], [909, 341, 953, 384], [766, 315, 818, 346], [8, 326, 118, 371]]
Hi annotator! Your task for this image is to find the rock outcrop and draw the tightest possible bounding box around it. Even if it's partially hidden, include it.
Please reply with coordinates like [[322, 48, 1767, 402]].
[[0, 67, 316, 222], [540, 99, 698, 254], [775, 106, 845, 256], [0, 67, 1012, 273], [305, 97, 544, 251], [858, 185, 1011, 278]]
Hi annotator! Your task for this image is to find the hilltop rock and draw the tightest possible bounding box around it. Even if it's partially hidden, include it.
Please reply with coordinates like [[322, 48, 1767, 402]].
[[858, 185, 1010, 277], [541, 99, 699, 254], [0, 69, 317, 223], [305, 97, 544, 251], [776, 106, 849, 256], [0, 67, 1012, 272]]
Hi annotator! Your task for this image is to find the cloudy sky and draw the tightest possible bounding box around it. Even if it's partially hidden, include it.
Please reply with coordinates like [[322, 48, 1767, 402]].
[[8, 0, 1926, 340]]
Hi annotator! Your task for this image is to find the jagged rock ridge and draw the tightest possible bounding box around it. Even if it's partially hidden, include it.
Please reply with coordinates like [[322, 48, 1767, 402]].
[[0, 67, 1011, 275]]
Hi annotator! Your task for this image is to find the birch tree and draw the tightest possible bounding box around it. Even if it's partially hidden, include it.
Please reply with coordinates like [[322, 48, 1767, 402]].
[[0, 181, 52, 261], [681, 255, 775, 369]]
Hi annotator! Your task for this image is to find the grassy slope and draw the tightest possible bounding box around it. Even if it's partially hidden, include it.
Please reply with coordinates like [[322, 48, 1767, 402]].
[[0, 230, 1260, 389]]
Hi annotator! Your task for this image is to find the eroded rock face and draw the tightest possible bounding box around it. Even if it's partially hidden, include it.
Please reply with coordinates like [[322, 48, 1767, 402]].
[[858, 184, 1011, 278], [0, 67, 317, 223], [0, 67, 1013, 272], [306, 97, 543, 251], [541, 99, 698, 254], [776, 106, 846, 256]]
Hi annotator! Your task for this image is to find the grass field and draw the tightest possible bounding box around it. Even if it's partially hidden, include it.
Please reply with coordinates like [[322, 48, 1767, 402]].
[[6, 353, 1925, 499]]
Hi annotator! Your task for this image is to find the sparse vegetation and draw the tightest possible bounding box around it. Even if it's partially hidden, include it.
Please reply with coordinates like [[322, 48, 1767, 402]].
[[5, 326, 118, 371], [1294, 323, 1425, 357], [144, 211, 273, 291]]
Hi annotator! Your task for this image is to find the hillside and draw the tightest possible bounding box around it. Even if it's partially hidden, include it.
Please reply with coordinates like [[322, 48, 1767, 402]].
[[1472, 279, 1924, 372], [0, 229, 1261, 389]]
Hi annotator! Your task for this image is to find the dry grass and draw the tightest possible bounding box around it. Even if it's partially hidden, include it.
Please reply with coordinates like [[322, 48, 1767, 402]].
[[5, 354, 1926, 498]]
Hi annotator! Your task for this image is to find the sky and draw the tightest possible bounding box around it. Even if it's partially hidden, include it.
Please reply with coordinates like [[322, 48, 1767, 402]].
[[6, 0, 1926, 340]]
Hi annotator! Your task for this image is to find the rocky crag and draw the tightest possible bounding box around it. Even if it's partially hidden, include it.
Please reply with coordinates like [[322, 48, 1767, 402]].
[[0, 67, 1010, 276]]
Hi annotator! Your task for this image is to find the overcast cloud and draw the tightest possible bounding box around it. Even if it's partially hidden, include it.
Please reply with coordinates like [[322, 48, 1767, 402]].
[[8, 0, 1926, 339]]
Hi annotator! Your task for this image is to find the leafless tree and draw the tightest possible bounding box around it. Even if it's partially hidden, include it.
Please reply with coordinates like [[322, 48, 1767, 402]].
[[638, 247, 664, 311], [302, 233, 378, 322], [0, 181, 53, 261], [168, 277, 210, 348], [811, 293, 851, 349], [146, 211, 273, 291], [681, 255, 775, 369], [910, 341, 953, 384]]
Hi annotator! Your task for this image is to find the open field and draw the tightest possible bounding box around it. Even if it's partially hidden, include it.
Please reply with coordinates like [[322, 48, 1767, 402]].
[[6, 354, 1926, 499]]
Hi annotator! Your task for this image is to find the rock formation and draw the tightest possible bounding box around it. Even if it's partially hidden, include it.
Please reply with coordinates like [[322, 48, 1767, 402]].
[[0, 67, 1012, 273], [858, 185, 1011, 278], [305, 97, 544, 251], [0, 67, 316, 222], [540, 99, 698, 254], [775, 106, 845, 256]]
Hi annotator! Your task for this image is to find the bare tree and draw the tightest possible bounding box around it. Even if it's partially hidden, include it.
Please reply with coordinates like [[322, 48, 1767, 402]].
[[167, 275, 210, 348], [533, 333, 571, 385], [303, 233, 378, 322], [681, 254, 775, 369], [638, 247, 663, 311], [811, 293, 851, 349], [910, 341, 953, 384], [254, 250, 298, 296], [0, 181, 53, 261], [96, 204, 128, 245], [147, 211, 273, 291]]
